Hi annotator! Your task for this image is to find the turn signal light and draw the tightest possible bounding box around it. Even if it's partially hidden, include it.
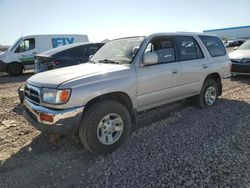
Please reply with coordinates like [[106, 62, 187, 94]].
[[40, 113, 54, 123], [59, 90, 70, 103]]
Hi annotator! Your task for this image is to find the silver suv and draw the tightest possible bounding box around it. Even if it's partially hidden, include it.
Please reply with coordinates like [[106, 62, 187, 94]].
[[21, 33, 231, 155]]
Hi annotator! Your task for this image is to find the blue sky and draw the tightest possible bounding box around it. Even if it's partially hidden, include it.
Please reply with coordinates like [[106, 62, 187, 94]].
[[0, 0, 250, 45]]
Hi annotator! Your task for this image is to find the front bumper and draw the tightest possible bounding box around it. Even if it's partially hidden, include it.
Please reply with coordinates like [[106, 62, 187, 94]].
[[0, 60, 7, 72], [22, 98, 84, 135], [231, 63, 250, 74], [231, 60, 250, 75]]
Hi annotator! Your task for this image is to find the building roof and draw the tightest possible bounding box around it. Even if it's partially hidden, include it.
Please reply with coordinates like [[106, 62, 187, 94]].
[[203, 25, 250, 32]]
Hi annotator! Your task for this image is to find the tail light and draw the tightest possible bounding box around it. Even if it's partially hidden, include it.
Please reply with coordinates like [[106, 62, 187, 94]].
[[229, 60, 232, 72], [48, 61, 60, 70], [51, 61, 61, 65]]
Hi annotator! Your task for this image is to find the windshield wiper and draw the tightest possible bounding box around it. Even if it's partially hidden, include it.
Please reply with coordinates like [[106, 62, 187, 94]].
[[98, 59, 121, 64]]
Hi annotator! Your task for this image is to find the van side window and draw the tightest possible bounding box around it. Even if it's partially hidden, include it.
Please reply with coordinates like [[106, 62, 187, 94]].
[[15, 38, 35, 53], [175, 36, 204, 61], [199, 35, 226, 57], [144, 37, 176, 64]]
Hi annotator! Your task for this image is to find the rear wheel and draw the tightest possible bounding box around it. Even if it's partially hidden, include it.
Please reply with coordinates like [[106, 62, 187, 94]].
[[193, 79, 219, 108], [7, 63, 23, 76], [79, 100, 131, 155]]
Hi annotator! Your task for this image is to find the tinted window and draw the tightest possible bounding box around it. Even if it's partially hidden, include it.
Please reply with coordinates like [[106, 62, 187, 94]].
[[144, 37, 176, 64], [15, 38, 35, 53], [71, 46, 86, 57], [87, 45, 101, 56], [199, 35, 226, 57], [54, 44, 102, 58], [56, 48, 75, 57], [175, 36, 204, 61]]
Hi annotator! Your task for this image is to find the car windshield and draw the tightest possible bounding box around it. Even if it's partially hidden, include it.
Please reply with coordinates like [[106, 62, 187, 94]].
[[8, 37, 23, 51], [238, 40, 250, 50], [91, 37, 145, 64]]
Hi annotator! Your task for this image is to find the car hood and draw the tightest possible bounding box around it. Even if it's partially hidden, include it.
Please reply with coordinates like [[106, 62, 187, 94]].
[[27, 62, 130, 88], [0, 51, 9, 60], [229, 50, 250, 59]]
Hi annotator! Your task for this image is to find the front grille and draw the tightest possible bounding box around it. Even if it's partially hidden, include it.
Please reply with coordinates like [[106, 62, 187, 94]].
[[231, 59, 250, 64], [24, 84, 41, 104], [244, 60, 250, 64]]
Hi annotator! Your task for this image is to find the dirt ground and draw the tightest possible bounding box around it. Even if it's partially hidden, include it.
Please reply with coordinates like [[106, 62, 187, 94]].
[[0, 72, 249, 187]]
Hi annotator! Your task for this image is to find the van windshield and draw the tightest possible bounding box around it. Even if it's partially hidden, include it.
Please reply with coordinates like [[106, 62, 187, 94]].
[[91, 37, 145, 65], [238, 40, 250, 50], [8, 37, 23, 51]]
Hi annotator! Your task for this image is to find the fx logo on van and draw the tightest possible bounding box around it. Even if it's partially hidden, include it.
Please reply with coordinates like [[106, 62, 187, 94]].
[[52, 37, 75, 48]]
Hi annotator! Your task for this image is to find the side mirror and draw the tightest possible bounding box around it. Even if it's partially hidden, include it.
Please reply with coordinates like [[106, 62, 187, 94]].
[[143, 52, 158, 66], [233, 47, 238, 50]]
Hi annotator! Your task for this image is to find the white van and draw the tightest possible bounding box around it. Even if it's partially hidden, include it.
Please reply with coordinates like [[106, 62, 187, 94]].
[[0, 34, 89, 76]]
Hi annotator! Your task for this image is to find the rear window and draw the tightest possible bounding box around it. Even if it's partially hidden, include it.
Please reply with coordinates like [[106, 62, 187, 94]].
[[199, 35, 226, 57]]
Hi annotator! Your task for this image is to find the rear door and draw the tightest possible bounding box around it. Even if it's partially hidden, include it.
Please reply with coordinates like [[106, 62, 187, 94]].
[[136, 36, 182, 111], [198, 35, 229, 77], [174, 36, 207, 96]]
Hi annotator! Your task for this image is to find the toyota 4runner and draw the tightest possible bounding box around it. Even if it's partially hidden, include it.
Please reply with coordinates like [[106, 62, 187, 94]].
[[21, 33, 231, 155]]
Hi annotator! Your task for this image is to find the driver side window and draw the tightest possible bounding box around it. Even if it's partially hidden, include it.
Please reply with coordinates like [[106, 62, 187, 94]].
[[144, 37, 176, 64], [15, 38, 35, 53]]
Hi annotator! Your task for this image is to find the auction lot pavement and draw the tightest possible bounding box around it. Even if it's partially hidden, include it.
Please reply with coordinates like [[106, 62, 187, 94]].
[[0, 72, 249, 187]]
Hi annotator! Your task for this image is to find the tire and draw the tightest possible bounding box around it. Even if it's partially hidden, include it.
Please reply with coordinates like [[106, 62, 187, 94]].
[[193, 79, 219, 108], [79, 100, 132, 155], [7, 63, 23, 76]]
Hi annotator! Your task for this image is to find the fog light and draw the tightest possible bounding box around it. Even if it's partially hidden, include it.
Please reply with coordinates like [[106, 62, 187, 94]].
[[40, 113, 54, 123]]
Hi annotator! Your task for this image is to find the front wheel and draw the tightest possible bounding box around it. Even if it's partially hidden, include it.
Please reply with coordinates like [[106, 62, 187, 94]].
[[193, 79, 219, 108], [79, 100, 131, 155], [7, 63, 23, 76]]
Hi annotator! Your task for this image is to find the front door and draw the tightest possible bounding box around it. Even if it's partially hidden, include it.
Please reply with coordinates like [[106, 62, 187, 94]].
[[14, 37, 37, 70], [136, 36, 182, 111]]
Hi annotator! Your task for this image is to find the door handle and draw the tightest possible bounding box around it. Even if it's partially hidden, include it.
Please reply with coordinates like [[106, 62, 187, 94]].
[[171, 68, 179, 74], [203, 64, 208, 69]]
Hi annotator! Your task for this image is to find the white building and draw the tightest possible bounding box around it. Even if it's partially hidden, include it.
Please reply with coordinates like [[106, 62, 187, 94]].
[[203, 26, 250, 40]]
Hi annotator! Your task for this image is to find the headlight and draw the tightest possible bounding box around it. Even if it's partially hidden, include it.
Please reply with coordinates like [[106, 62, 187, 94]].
[[41, 88, 71, 104]]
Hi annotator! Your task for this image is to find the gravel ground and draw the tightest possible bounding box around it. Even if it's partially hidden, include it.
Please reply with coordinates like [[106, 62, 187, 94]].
[[0, 72, 249, 188]]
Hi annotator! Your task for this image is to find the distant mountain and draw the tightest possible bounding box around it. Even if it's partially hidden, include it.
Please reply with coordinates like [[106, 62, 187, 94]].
[[0, 45, 9, 51]]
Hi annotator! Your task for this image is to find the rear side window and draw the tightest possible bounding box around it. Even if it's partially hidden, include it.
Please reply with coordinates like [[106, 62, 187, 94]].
[[56, 44, 102, 58], [71, 46, 86, 57], [199, 35, 226, 57], [55, 46, 84, 58], [175, 36, 204, 61], [87, 44, 101, 56], [56, 48, 76, 57]]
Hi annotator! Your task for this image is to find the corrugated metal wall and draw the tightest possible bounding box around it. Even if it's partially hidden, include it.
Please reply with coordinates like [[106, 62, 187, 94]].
[[203, 26, 250, 40]]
